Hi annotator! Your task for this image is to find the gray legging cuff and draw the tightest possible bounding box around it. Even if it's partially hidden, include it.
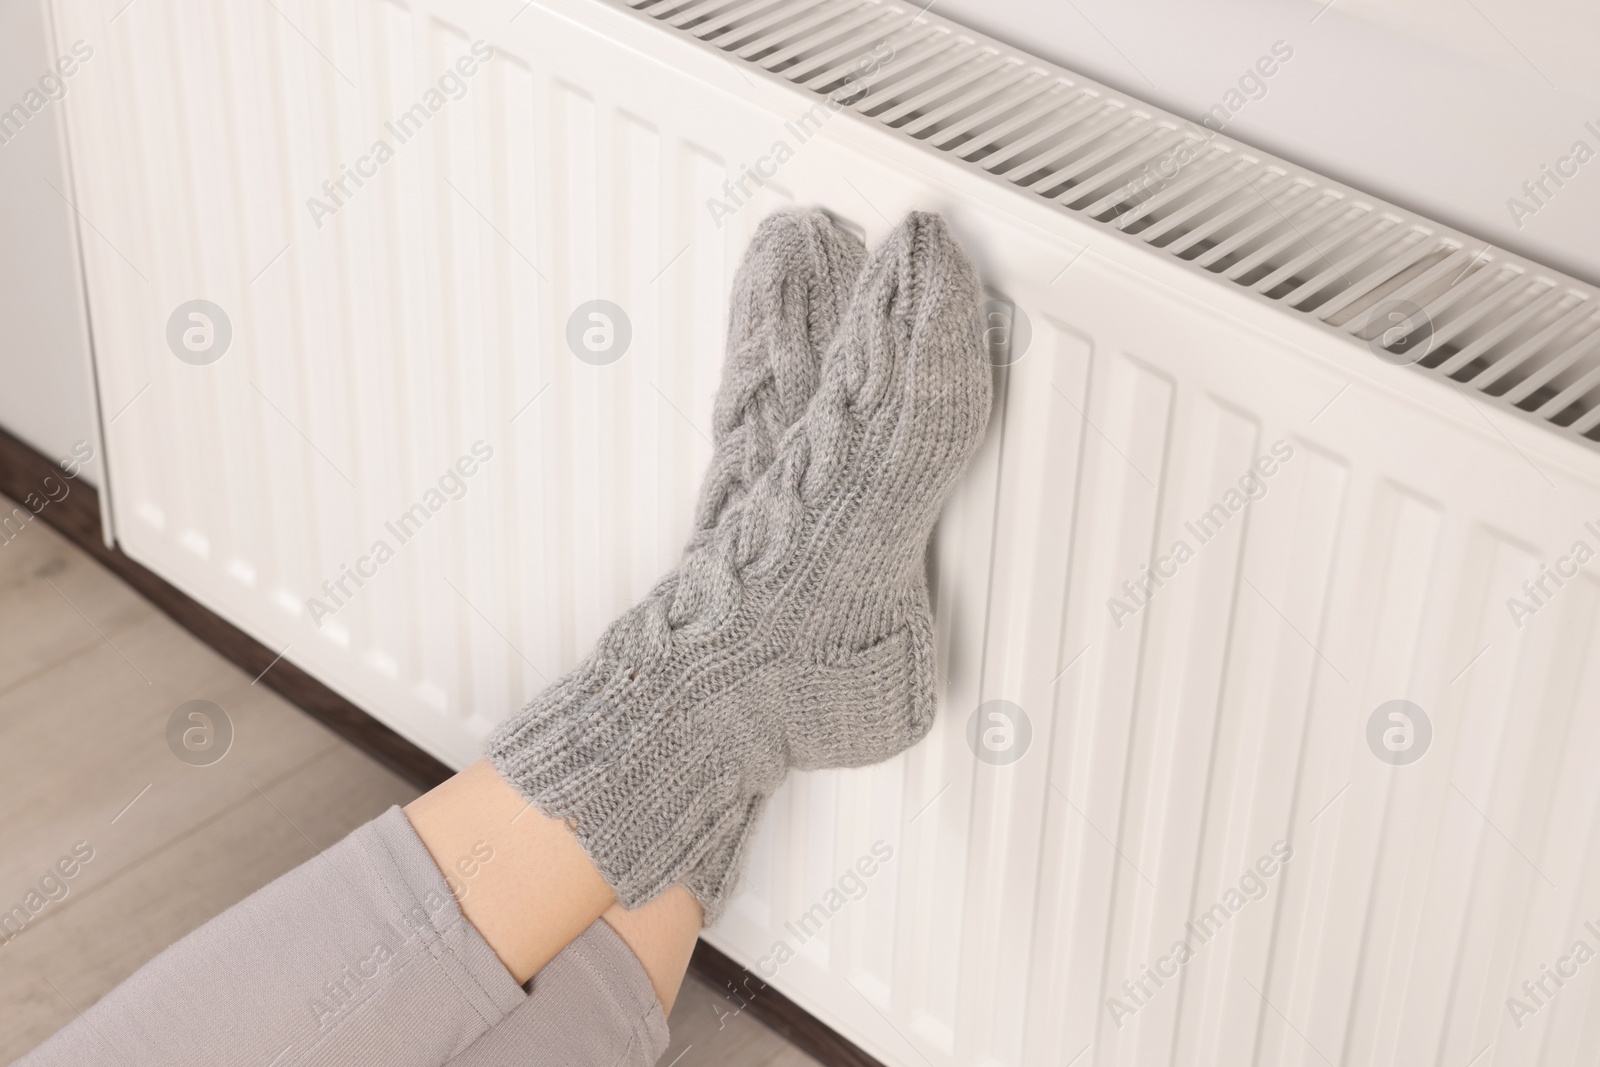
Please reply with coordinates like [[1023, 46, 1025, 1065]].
[[448, 918, 669, 1067]]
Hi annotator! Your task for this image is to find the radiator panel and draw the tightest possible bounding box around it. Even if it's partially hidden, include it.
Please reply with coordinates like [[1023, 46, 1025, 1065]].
[[47, 0, 1600, 1063]]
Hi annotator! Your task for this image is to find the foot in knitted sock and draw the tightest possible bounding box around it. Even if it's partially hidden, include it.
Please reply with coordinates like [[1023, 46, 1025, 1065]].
[[620, 209, 862, 677], [691, 209, 865, 539], [487, 212, 991, 922]]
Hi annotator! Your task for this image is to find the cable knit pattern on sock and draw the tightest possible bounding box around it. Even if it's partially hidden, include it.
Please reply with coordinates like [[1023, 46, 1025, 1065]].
[[691, 210, 864, 540], [487, 212, 992, 922]]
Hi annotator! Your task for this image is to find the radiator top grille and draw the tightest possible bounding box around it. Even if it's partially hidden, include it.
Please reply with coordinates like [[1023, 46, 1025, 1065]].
[[622, 0, 1600, 449]]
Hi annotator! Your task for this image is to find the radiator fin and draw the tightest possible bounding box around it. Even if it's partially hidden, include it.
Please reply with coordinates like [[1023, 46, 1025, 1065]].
[[624, 0, 1600, 450]]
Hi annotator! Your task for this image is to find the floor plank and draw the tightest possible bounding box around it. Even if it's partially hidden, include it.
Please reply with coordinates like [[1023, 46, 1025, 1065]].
[[0, 511, 148, 696], [0, 610, 344, 898]]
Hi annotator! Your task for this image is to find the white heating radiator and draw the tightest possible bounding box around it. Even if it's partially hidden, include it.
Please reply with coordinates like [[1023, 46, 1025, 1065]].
[[46, 0, 1600, 1062]]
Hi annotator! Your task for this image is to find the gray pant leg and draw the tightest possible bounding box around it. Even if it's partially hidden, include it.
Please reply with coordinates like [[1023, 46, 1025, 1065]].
[[445, 920, 669, 1067], [15, 807, 527, 1067]]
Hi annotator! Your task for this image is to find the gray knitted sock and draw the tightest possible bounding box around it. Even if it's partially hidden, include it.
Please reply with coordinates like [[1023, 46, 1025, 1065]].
[[691, 209, 865, 541], [487, 211, 991, 922]]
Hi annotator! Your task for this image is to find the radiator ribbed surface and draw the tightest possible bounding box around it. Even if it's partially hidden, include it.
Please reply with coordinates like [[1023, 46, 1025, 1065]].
[[625, 0, 1600, 451], [46, 0, 1600, 1064]]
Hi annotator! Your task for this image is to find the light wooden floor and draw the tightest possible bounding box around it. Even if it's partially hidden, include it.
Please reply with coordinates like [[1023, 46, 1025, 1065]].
[[0, 498, 818, 1067]]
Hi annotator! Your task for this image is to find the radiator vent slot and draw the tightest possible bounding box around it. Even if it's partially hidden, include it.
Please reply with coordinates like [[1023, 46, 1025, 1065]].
[[623, 0, 1600, 449]]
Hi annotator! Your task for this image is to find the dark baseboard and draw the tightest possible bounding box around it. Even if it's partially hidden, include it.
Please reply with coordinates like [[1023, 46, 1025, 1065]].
[[0, 423, 884, 1067]]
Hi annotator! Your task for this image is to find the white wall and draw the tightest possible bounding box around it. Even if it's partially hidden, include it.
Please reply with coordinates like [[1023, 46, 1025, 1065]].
[[0, 0, 100, 485], [933, 0, 1600, 286]]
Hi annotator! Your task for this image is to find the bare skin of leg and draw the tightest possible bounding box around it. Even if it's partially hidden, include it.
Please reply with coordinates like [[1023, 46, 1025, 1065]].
[[403, 760, 704, 1014], [598, 889, 704, 1015]]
